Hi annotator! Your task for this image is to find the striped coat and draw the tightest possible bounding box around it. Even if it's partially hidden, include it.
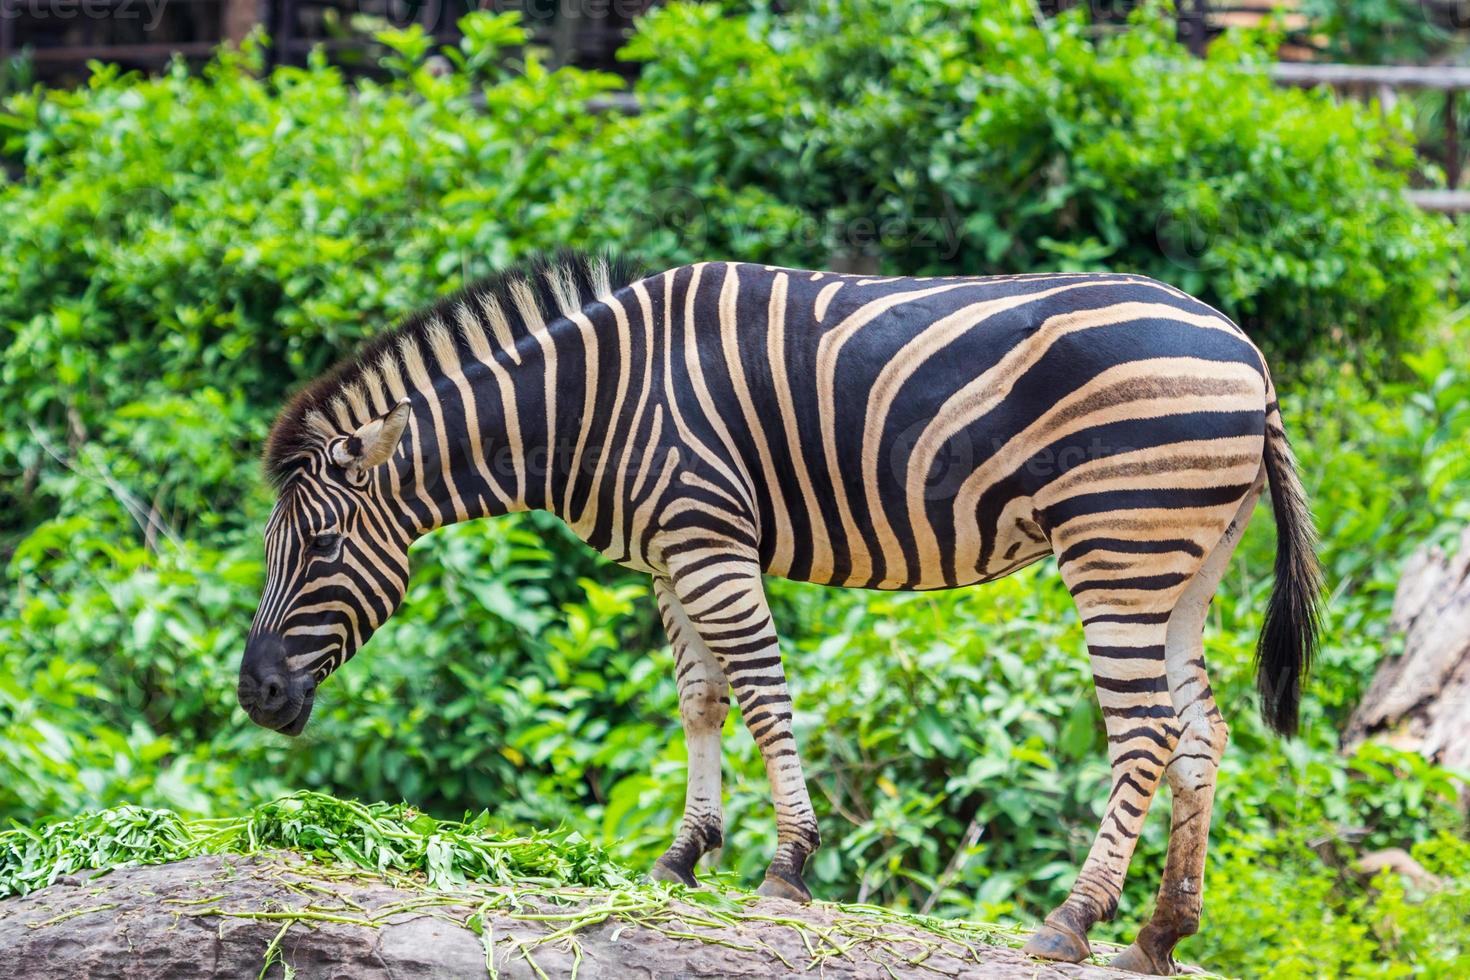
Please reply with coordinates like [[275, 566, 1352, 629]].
[[243, 253, 1319, 975]]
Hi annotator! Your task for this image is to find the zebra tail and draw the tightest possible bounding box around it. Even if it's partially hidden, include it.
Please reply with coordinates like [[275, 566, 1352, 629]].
[[1256, 396, 1323, 738]]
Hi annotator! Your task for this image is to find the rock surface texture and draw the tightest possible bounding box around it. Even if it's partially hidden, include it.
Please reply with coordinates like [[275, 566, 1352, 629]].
[[1345, 525, 1470, 783], [0, 852, 1158, 979]]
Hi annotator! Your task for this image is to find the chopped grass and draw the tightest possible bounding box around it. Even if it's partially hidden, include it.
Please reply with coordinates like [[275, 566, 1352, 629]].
[[0, 791, 631, 899]]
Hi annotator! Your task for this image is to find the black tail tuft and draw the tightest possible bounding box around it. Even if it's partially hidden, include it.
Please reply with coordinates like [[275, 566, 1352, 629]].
[[1257, 406, 1323, 737]]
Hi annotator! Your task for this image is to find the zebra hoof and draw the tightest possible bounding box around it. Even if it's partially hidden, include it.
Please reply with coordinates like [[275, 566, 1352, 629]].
[[1022, 920, 1092, 964], [1105, 940, 1199, 975], [1110, 942, 1187, 975], [648, 858, 698, 888], [755, 870, 812, 903]]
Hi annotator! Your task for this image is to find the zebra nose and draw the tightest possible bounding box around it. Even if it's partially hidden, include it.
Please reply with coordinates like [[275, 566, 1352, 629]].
[[239, 633, 290, 715], [257, 673, 288, 713]]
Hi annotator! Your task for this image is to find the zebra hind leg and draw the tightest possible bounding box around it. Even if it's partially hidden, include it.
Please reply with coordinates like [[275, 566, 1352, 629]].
[[1022, 605, 1178, 963], [1025, 480, 1259, 966], [1111, 484, 1263, 975], [649, 577, 731, 887]]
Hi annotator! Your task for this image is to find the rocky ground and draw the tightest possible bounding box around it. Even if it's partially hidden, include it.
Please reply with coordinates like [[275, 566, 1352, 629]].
[[0, 851, 1163, 979]]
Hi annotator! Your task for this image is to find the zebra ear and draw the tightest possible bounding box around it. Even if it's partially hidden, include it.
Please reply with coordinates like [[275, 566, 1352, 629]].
[[331, 400, 411, 474]]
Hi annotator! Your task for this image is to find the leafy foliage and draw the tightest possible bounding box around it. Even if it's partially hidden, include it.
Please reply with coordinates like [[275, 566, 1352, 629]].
[[1199, 831, 1470, 977], [0, 4, 1467, 979], [618, 0, 1456, 353]]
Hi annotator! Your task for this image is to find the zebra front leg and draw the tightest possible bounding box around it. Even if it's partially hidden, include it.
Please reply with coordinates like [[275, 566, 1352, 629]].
[[649, 576, 731, 887], [665, 553, 820, 902], [1024, 610, 1178, 963]]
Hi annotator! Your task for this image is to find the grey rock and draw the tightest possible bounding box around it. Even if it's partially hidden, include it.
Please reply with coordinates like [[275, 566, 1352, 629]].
[[0, 852, 1148, 979]]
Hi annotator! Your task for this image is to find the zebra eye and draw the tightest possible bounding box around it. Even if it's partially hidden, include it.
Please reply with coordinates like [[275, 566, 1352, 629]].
[[308, 533, 343, 559]]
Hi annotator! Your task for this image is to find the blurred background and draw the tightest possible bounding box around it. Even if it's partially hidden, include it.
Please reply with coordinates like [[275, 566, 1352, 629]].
[[3, 1, 1470, 975]]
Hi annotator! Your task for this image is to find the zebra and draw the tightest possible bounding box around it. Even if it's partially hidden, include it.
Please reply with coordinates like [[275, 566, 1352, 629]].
[[240, 251, 1319, 975]]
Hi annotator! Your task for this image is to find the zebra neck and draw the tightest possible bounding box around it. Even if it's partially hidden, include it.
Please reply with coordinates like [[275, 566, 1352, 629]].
[[388, 298, 614, 535]]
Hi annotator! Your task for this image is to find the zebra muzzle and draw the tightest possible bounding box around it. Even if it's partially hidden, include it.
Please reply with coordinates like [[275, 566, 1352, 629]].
[[239, 634, 319, 735]]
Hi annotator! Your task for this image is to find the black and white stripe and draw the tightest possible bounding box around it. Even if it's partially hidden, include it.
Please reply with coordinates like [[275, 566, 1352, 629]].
[[244, 252, 1320, 973]]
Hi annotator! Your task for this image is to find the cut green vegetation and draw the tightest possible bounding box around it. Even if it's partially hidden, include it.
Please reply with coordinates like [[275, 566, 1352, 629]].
[[0, 791, 632, 899]]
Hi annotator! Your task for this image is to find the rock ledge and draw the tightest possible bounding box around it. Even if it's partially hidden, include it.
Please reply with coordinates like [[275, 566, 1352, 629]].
[[0, 852, 1152, 979]]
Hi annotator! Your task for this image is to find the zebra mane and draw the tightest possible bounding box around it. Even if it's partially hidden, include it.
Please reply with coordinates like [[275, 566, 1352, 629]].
[[263, 249, 645, 491]]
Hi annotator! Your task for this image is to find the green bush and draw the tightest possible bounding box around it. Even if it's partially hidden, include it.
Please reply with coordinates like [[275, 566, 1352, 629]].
[[0, 23, 626, 539], [618, 0, 1456, 353], [1199, 831, 1470, 977]]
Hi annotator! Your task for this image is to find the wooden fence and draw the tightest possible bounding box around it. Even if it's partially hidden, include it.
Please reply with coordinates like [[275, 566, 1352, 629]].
[[0, 0, 651, 81], [1270, 63, 1470, 213]]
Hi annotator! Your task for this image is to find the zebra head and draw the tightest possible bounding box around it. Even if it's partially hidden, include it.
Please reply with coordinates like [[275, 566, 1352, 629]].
[[240, 400, 413, 735]]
